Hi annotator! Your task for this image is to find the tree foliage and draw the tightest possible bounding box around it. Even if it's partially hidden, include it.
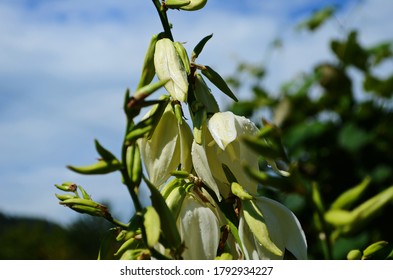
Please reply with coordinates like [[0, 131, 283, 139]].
[[226, 7, 393, 259]]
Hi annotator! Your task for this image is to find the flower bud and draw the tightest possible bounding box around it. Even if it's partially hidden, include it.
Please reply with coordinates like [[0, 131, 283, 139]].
[[67, 159, 122, 175], [177, 189, 223, 259], [192, 111, 259, 199], [138, 103, 193, 187], [154, 38, 188, 102], [179, 0, 207, 11]]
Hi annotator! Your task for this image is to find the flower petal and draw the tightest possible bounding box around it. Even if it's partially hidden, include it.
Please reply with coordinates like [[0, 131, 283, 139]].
[[255, 196, 308, 259], [178, 119, 193, 173], [178, 195, 220, 259], [191, 141, 222, 200], [154, 38, 188, 102], [139, 105, 180, 186], [208, 111, 237, 150]]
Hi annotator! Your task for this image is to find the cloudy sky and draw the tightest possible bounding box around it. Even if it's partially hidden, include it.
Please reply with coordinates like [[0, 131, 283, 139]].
[[1, 0, 392, 226]]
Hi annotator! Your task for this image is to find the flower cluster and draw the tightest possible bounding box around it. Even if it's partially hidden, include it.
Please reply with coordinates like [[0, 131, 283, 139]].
[[58, 0, 307, 260], [136, 33, 307, 259]]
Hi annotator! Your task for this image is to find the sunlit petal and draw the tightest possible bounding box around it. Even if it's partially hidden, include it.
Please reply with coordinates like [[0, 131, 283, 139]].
[[178, 195, 220, 259], [255, 196, 307, 260]]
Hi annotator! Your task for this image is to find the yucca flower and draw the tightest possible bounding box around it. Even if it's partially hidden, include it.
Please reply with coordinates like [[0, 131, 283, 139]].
[[138, 103, 193, 187], [154, 38, 189, 102], [239, 196, 307, 260], [192, 111, 259, 199]]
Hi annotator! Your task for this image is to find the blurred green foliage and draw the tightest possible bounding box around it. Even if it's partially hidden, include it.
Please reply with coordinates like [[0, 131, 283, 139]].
[[227, 7, 393, 259], [0, 212, 111, 259]]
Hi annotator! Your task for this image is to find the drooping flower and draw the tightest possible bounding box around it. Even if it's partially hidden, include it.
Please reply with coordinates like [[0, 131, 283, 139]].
[[191, 111, 259, 199], [154, 38, 189, 102], [238, 196, 307, 260], [159, 178, 237, 260], [177, 192, 221, 259], [138, 103, 193, 187]]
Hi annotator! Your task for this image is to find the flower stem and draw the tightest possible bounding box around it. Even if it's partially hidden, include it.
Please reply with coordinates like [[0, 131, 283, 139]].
[[121, 121, 143, 213], [152, 0, 174, 41]]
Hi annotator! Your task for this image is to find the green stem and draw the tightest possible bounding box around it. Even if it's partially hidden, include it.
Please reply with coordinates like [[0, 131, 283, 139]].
[[152, 0, 174, 40], [121, 121, 143, 213], [105, 215, 130, 229]]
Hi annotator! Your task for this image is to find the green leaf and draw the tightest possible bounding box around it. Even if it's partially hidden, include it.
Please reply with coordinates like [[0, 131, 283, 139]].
[[191, 34, 213, 62], [297, 6, 335, 31], [367, 42, 393, 66], [337, 122, 372, 153], [98, 228, 121, 260], [194, 73, 220, 113], [243, 200, 283, 257], [363, 74, 393, 98], [242, 135, 282, 159], [192, 107, 206, 145], [94, 139, 117, 161], [331, 31, 369, 71], [201, 65, 238, 102], [137, 33, 159, 90], [143, 206, 161, 248]]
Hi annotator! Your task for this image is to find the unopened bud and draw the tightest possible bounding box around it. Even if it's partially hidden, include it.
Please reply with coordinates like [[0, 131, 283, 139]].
[[154, 38, 188, 102], [179, 0, 207, 11]]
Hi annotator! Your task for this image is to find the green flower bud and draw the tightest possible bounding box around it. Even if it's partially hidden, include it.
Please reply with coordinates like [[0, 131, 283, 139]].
[[179, 0, 207, 11], [347, 249, 362, 260], [143, 206, 161, 248], [67, 159, 122, 175], [54, 182, 77, 192], [331, 176, 371, 210], [362, 241, 389, 259], [55, 193, 76, 201], [165, 0, 191, 9]]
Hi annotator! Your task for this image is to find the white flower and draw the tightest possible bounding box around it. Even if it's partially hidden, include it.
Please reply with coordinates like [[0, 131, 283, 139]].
[[177, 192, 221, 259], [239, 196, 307, 260], [192, 111, 259, 199], [154, 38, 188, 102], [138, 104, 193, 187]]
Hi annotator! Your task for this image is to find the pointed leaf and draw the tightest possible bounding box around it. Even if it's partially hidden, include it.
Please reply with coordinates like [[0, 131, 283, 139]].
[[202, 65, 238, 102], [94, 139, 117, 161], [192, 34, 213, 62]]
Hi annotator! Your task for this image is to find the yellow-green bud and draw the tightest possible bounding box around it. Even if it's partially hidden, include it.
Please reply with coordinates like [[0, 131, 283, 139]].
[[179, 0, 207, 11]]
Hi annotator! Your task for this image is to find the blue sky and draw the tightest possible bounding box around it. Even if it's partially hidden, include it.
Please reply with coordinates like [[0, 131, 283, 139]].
[[1, 0, 392, 226]]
